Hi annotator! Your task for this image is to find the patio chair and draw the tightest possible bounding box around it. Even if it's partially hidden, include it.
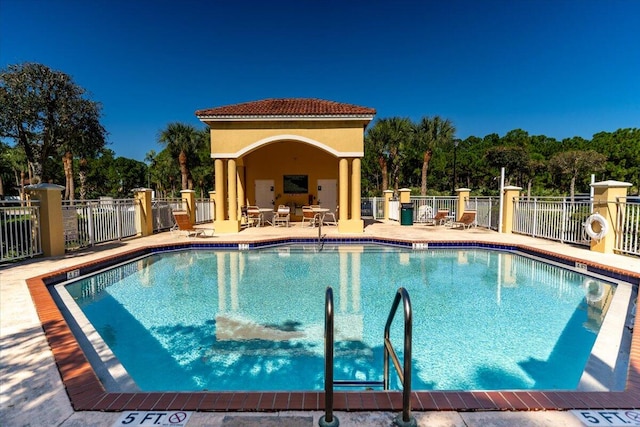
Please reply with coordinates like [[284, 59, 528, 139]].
[[428, 209, 450, 226], [417, 205, 433, 223], [246, 206, 263, 227], [449, 211, 477, 229], [301, 206, 317, 227], [172, 211, 207, 237], [322, 206, 338, 226], [272, 205, 290, 227]]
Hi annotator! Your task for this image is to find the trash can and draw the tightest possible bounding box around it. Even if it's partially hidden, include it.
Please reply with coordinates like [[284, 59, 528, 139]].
[[400, 203, 414, 225]]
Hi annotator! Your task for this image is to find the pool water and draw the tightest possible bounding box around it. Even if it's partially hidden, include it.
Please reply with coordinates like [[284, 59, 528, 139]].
[[63, 245, 614, 392]]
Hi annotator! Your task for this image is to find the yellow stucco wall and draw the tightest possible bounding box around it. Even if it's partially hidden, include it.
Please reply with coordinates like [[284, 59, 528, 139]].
[[206, 120, 367, 157], [243, 141, 337, 208]]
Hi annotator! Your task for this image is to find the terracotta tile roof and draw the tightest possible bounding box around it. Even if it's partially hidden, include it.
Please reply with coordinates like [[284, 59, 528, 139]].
[[195, 98, 376, 118]]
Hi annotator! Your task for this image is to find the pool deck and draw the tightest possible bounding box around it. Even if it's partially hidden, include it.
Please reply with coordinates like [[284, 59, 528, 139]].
[[1, 220, 639, 427]]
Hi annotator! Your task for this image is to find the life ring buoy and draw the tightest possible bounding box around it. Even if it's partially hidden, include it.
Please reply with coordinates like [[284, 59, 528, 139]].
[[582, 278, 604, 303], [584, 213, 609, 240]]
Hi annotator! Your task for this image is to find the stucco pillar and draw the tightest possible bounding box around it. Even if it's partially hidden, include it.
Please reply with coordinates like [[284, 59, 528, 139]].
[[338, 158, 349, 221], [227, 159, 237, 221], [383, 190, 394, 220], [501, 186, 522, 234], [455, 188, 470, 221], [399, 188, 411, 203], [26, 183, 65, 257], [208, 191, 216, 221], [590, 180, 632, 254], [181, 189, 196, 224], [351, 158, 362, 220], [214, 159, 225, 222], [134, 188, 154, 237]]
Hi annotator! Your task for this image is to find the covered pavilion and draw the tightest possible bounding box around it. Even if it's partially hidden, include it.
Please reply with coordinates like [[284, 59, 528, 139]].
[[195, 98, 376, 233]]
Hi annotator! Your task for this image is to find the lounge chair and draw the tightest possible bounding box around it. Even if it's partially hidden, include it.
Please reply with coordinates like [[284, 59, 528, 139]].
[[301, 206, 317, 227], [172, 211, 208, 237], [428, 209, 450, 226], [449, 211, 477, 229], [272, 205, 290, 227]]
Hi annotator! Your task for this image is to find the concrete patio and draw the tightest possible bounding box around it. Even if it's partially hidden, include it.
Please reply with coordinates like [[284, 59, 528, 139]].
[[1, 220, 639, 426]]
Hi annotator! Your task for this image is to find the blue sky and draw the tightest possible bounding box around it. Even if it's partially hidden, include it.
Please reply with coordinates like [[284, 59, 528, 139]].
[[2, 0, 639, 162]]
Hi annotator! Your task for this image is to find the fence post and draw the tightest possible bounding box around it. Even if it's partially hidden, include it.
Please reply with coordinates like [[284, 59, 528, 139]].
[[455, 188, 470, 221], [181, 189, 196, 224], [134, 189, 153, 237], [501, 186, 522, 234], [590, 180, 632, 254], [399, 188, 411, 204], [26, 184, 65, 257], [383, 190, 394, 220]]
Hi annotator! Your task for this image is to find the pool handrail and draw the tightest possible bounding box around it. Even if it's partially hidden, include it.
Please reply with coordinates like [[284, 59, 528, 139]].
[[384, 287, 416, 426], [321, 286, 416, 427]]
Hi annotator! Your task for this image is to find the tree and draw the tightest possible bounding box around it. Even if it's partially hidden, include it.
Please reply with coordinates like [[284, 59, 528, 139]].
[[548, 150, 607, 200], [365, 117, 413, 194], [413, 116, 456, 195], [158, 123, 203, 191], [0, 62, 106, 185]]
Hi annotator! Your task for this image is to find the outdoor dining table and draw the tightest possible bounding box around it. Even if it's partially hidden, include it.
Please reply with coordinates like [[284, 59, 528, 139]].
[[311, 207, 329, 226], [259, 207, 274, 226]]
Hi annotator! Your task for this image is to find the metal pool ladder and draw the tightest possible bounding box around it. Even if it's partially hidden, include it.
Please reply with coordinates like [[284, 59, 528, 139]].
[[319, 287, 416, 427]]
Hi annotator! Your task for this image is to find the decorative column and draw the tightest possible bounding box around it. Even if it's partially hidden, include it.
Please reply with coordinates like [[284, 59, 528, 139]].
[[351, 158, 362, 221], [26, 183, 65, 257], [214, 159, 225, 222], [134, 188, 154, 237], [180, 189, 196, 224], [399, 188, 411, 204], [590, 180, 632, 254], [338, 158, 349, 223], [501, 186, 522, 234], [227, 158, 238, 222], [383, 190, 394, 220], [455, 188, 470, 221]]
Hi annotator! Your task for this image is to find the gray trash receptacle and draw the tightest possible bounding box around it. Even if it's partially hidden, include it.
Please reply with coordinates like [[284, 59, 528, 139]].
[[400, 203, 414, 225]]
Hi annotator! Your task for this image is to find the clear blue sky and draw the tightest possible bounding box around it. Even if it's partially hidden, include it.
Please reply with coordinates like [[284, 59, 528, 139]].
[[2, 0, 639, 162]]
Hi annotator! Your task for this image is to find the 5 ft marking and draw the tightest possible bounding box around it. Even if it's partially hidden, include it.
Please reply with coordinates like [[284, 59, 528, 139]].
[[114, 411, 191, 427]]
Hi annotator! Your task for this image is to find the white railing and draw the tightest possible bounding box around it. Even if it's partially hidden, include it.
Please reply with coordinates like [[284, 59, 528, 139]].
[[388, 200, 400, 221], [465, 196, 500, 230], [0, 200, 42, 262], [411, 196, 458, 223], [152, 198, 183, 232], [62, 198, 139, 251], [194, 198, 213, 224], [361, 197, 381, 219], [513, 197, 592, 246], [616, 197, 640, 256]]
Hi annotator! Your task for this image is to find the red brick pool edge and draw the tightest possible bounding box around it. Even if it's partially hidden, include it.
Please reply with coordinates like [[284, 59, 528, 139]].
[[26, 241, 640, 413]]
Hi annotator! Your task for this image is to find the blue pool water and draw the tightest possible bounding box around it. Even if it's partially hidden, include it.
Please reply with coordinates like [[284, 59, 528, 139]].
[[63, 245, 613, 392]]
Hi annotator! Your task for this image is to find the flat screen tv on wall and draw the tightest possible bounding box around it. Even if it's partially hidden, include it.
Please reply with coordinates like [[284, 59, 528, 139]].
[[283, 175, 308, 194]]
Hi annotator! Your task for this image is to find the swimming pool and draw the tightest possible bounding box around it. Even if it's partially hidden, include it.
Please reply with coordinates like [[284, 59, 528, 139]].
[[58, 244, 616, 392]]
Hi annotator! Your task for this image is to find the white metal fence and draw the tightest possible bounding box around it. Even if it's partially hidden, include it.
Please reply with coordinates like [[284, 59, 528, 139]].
[[152, 198, 183, 232], [465, 196, 500, 230], [513, 197, 592, 246], [195, 198, 213, 224], [62, 199, 139, 251], [0, 200, 42, 263], [411, 196, 458, 223], [616, 197, 640, 256]]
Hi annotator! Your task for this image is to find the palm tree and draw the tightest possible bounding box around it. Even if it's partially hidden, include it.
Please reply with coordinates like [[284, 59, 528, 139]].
[[365, 117, 413, 194], [414, 116, 456, 195], [158, 123, 203, 191]]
